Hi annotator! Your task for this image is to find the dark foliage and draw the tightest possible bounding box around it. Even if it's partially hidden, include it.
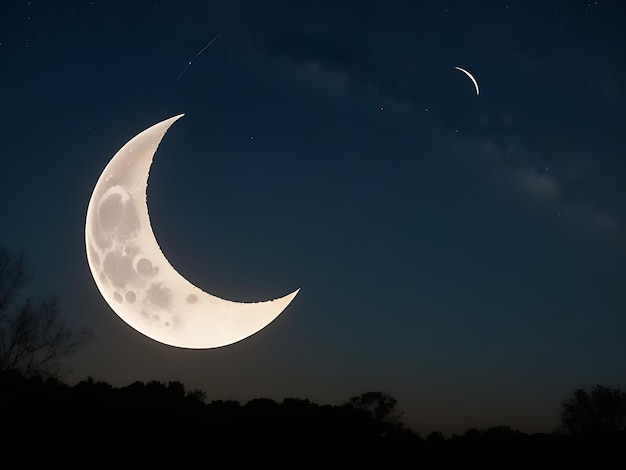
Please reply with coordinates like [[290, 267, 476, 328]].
[[559, 385, 626, 435], [1, 371, 624, 465]]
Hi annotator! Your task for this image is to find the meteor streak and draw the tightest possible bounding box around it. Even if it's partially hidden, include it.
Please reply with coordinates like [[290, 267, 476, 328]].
[[177, 34, 220, 81]]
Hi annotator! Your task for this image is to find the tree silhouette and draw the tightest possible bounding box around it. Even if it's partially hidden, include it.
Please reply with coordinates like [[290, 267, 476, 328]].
[[558, 384, 626, 435], [186, 386, 207, 403], [0, 246, 92, 377], [2, 370, 626, 464], [348, 391, 403, 425], [426, 430, 446, 445]]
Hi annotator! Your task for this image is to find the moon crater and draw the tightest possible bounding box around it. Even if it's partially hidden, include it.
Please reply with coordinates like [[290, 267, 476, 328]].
[[102, 250, 138, 289], [97, 187, 140, 243], [146, 282, 172, 309], [137, 258, 158, 278]]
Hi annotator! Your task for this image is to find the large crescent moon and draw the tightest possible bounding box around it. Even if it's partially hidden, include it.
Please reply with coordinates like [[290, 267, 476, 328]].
[[85, 114, 299, 349], [454, 66, 480, 96]]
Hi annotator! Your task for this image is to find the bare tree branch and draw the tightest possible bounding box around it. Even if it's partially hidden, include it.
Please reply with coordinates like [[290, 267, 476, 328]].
[[0, 247, 32, 313], [0, 246, 93, 377]]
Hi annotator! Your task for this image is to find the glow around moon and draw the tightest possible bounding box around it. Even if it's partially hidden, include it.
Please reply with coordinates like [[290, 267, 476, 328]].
[[85, 114, 299, 348], [454, 66, 480, 96]]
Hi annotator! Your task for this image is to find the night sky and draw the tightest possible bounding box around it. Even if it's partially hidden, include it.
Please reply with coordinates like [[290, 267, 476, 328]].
[[1, 0, 625, 436]]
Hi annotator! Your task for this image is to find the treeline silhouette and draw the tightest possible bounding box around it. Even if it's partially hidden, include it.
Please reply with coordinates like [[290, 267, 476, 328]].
[[1, 370, 624, 465]]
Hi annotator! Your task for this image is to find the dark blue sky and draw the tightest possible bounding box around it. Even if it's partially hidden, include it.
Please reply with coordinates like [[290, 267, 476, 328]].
[[1, 0, 625, 435]]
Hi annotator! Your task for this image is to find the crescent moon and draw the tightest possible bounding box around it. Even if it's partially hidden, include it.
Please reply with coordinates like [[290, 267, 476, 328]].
[[85, 114, 299, 349], [454, 66, 480, 96]]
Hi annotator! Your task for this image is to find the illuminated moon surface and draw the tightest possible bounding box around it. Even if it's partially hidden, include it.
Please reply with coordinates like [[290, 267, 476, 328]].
[[85, 114, 299, 348], [454, 66, 480, 96]]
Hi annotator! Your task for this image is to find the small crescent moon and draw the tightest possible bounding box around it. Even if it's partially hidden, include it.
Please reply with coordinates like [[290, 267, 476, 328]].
[[454, 66, 480, 96], [85, 114, 299, 349]]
